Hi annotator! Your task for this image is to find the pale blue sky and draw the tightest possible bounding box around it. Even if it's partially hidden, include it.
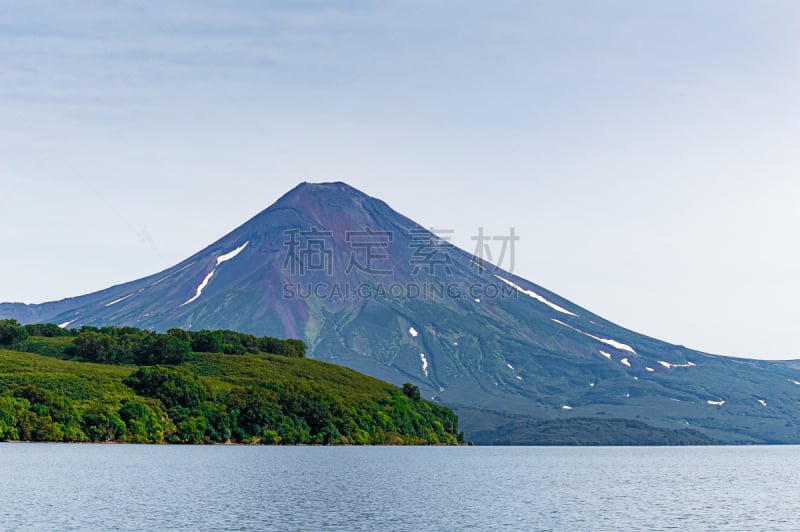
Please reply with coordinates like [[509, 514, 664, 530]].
[[1, 1, 798, 359]]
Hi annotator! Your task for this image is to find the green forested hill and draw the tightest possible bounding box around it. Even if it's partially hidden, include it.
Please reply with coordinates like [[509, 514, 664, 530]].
[[0, 322, 462, 445]]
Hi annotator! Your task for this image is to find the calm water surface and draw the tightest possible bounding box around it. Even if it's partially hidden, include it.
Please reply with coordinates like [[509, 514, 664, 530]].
[[0, 444, 797, 531]]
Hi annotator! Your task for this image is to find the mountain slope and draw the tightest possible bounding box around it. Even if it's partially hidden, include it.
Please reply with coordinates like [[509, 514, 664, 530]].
[[3, 182, 800, 444]]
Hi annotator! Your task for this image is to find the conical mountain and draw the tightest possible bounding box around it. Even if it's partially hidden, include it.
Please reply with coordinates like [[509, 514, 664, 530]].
[[3, 182, 800, 444]]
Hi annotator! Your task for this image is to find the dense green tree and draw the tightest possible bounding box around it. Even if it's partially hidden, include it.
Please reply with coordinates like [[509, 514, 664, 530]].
[[402, 383, 421, 401], [235, 333, 261, 353], [277, 415, 311, 444], [13, 386, 74, 424], [272, 382, 342, 435], [173, 416, 208, 444], [226, 387, 281, 442], [0, 396, 21, 440], [124, 366, 209, 409], [166, 328, 192, 342], [213, 330, 246, 354], [196, 401, 232, 442], [257, 336, 283, 354], [11, 385, 85, 441], [190, 329, 223, 353], [23, 323, 74, 338], [284, 339, 307, 358], [0, 319, 29, 346], [134, 334, 192, 365], [82, 405, 126, 442], [256, 336, 306, 357], [118, 399, 172, 443], [29, 414, 65, 441], [65, 331, 123, 364]]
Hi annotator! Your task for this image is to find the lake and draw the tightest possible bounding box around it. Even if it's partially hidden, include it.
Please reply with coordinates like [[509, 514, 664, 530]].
[[0, 444, 797, 531]]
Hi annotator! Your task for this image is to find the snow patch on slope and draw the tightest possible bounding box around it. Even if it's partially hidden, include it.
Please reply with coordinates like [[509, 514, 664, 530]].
[[658, 361, 695, 369], [180, 271, 215, 307], [105, 293, 135, 307], [420, 353, 429, 377], [216, 241, 249, 266], [495, 275, 578, 316], [409, 327, 418, 337], [707, 400, 726, 406], [552, 319, 636, 354], [179, 243, 249, 307]]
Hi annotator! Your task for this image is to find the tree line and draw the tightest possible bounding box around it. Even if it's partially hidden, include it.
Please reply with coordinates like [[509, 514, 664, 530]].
[[0, 320, 306, 364]]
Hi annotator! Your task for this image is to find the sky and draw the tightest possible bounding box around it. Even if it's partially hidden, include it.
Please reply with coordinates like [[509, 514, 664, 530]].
[[1, 1, 798, 359]]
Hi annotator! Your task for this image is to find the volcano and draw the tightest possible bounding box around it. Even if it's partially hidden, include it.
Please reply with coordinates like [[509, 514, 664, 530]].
[[3, 182, 800, 444]]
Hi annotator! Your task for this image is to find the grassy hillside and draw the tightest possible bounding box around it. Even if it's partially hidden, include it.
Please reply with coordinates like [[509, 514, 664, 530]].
[[0, 347, 462, 445]]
